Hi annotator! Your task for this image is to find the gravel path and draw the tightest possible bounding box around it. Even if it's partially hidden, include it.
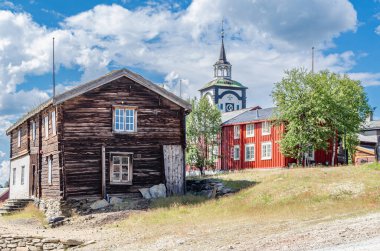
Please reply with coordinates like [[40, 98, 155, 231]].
[[1, 211, 380, 250]]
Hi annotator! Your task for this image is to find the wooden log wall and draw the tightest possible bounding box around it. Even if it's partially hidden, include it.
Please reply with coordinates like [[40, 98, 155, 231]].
[[10, 122, 28, 158], [61, 76, 185, 199]]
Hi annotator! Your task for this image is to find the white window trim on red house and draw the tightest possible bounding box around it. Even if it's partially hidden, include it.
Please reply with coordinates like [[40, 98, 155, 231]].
[[234, 125, 240, 139], [245, 144, 255, 161], [233, 145, 240, 160], [261, 141, 272, 160], [262, 121, 271, 135], [246, 124, 254, 137]]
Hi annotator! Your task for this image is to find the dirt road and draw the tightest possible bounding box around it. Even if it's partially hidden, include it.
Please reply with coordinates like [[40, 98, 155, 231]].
[[1, 211, 380, 250]]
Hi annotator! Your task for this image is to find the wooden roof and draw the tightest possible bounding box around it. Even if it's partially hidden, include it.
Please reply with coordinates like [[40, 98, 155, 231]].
[[6, 68, 191, 135]]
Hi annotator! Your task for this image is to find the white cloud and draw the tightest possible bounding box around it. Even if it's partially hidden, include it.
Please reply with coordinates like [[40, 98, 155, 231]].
[[0, 151, 5, 158], [349, 72, 380, 86], [0, 1, 367, 157], [0, 160, 9, 185]]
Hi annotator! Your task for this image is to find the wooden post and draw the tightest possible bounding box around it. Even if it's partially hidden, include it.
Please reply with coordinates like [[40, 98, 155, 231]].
[[101, 145, 106, 199]]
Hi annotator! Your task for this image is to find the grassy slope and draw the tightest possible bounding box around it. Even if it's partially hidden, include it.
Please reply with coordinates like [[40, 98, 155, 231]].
[[117, 165, 380, 241]]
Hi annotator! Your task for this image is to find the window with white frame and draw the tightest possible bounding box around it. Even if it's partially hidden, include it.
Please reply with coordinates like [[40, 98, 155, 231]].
[[17, 129, 21, 147], [246, 124, 254, 137], [233, 145, 240, 160], [234, 125, 240, 139], [111, 155, 133, 184], [230, 147, 234, 159], [52, 111, 56, 136], [44, 116, 49, 139], [21, 166, 25, 185], [245, 144, 255, 161], [114, 107, 136, 132], [32, 121, 36, 142], [305, 146, 315, 161], [48, 156, 52, 185], [12, 168, 16, 185], [261, 142, 272, 160], [262, 121, 271, 135]]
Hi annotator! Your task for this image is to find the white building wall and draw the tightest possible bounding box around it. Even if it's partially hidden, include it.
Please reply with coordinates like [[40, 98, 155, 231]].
[[9, 155, 30, 199], [218, 89, 243, 111]]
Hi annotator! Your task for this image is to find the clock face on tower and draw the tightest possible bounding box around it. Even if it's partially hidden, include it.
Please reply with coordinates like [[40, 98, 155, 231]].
[[225, 103, 234, 112]]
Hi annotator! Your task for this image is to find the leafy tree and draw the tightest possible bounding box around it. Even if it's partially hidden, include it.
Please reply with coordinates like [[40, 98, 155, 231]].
[[186, 96, 221, 174], [272, 68, 370, 166]]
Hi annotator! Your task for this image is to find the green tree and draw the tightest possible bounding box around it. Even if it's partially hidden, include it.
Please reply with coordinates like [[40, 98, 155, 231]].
[[186, 96, 222, 174], [272, 68, 370, 166]]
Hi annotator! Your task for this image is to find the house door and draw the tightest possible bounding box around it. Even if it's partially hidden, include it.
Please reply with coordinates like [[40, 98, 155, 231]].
[[163, 145, 185, 196]]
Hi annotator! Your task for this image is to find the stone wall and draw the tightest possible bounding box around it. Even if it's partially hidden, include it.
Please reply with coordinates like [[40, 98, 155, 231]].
[[0, 234, 83, 251], [33, 198, 63, 219]]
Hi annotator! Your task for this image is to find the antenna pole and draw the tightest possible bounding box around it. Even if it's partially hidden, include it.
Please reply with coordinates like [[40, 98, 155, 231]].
[[53, 37, 56, 99], [311, 46, 315, 73]]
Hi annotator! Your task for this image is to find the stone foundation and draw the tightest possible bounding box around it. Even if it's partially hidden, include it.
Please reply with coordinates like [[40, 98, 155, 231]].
[[0, 234, 84, 251], [33, 198, 64, 219]]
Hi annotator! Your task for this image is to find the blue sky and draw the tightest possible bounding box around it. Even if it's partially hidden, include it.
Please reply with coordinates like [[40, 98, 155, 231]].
[[0, 0, 380, 184]]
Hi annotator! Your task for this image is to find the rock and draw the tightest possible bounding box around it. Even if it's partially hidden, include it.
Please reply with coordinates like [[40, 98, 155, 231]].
[[90, 199, 109, 210], [139, 188, 152, 199], [62, 239, 84, 247], [42, 238, 60, 243], [110, 197, 123, 205], [221, 188, 232, 194], [16, 247, 29, 251], [48, 216, 65, 224], [199, 190, 213, 198], [149, 184, 167, 198]]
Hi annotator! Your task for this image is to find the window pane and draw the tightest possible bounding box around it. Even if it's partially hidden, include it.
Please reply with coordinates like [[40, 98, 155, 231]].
[[122, 173, 129, 181], [113, 165, 120, 172], [122, 165, 128, 173], [122, 157, 128, 165], [113, 173, 120, 181], [113, 156, 120, 164]]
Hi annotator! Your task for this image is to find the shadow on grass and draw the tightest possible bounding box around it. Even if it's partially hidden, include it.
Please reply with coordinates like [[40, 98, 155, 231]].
[[150, 179, 259, 209]]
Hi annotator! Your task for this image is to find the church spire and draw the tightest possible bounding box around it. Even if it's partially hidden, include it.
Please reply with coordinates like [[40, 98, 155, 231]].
[[219, 20, 227, 62], [214, 19, 231, 79]]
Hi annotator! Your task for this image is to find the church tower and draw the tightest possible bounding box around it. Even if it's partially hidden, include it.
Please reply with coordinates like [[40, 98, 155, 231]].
[[199, 23, 247, 113]]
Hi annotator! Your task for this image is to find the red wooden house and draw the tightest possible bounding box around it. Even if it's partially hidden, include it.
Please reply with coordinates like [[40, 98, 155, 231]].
[[220, 107, 336, 169]]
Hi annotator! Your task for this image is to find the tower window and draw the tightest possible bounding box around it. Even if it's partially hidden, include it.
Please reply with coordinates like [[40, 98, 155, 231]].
[[237, 105, 240, 110], [220, 104, 223, 110]]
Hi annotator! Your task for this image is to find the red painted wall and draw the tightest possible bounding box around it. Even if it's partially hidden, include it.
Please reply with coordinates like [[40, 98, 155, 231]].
[[220, 120, 337, 170]]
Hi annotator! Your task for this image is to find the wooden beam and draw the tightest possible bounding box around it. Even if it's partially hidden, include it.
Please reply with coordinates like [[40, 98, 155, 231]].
[[101, 145, 106, 199]]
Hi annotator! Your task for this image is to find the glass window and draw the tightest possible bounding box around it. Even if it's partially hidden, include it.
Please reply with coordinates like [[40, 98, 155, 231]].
[[21, 166, 25, 185], [261, 142, 272, 160], [262, 121, 271, 135], [12, 168, 16, 185], [114, 107, 136, 132], [52, 111, 56, 136], [233, 145, 240, 160], [246, 124, 254, 137], [245, 144, 255, 161], [234, 125, 240, 139], [32, 121, 36, 141], [111, 156, 132, 184], [45, 116, 49, 139], [17, 129, 21, 147]]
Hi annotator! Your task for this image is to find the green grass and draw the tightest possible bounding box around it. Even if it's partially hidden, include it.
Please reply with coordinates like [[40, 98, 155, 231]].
[[3, 203, 47, 226], [116, 165, 380, 232], [367, 162, 380, 171]]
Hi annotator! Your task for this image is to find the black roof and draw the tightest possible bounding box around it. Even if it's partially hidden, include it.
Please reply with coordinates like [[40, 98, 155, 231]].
[[223, 107, 276, 125]]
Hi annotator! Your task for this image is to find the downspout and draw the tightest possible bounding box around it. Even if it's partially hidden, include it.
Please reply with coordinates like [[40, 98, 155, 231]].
[[101, 145, 106, 199]]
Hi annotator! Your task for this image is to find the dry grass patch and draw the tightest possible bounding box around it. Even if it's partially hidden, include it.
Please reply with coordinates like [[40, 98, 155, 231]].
[[114, 165, 380, 245], [3, 203, 47, 226]]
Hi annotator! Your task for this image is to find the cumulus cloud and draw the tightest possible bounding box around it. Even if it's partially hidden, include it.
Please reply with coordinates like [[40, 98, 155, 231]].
[[0, 160, 9, 186], [0, 0, 365, 183]]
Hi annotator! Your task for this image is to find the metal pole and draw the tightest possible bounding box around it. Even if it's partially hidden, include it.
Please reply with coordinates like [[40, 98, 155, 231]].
[[52, 37, 56, 99], [312, 46, 314, 73]]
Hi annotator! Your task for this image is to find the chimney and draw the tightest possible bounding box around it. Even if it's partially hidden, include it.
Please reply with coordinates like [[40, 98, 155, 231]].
[[256, 109, 259, 118], [366, 111, 373, 123]]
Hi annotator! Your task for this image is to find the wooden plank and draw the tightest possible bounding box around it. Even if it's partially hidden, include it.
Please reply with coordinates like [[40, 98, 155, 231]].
[[163, 145, 184, 196]]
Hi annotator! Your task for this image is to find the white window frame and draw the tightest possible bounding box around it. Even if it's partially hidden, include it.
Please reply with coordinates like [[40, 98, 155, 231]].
[[246, 124, 254, 137], [262, 121, 271, 135], [234, 125, 240, 139], [12, 168, 16, 185], [305, 147, 315, 161], [32, 121, 36, 142], [245, 144, 255, 161], [48, 156, 52, 185], [44, 116, 49, 139], [110, 155, 133, 185], [230, 147, 234, 159], [233, 145, 240, 160], [52, 111, 56, 136], [17, 129, 21, 147], [261, 141, 272, 160], [113, 106, 137, 133], [21, 166, 25, 185]]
